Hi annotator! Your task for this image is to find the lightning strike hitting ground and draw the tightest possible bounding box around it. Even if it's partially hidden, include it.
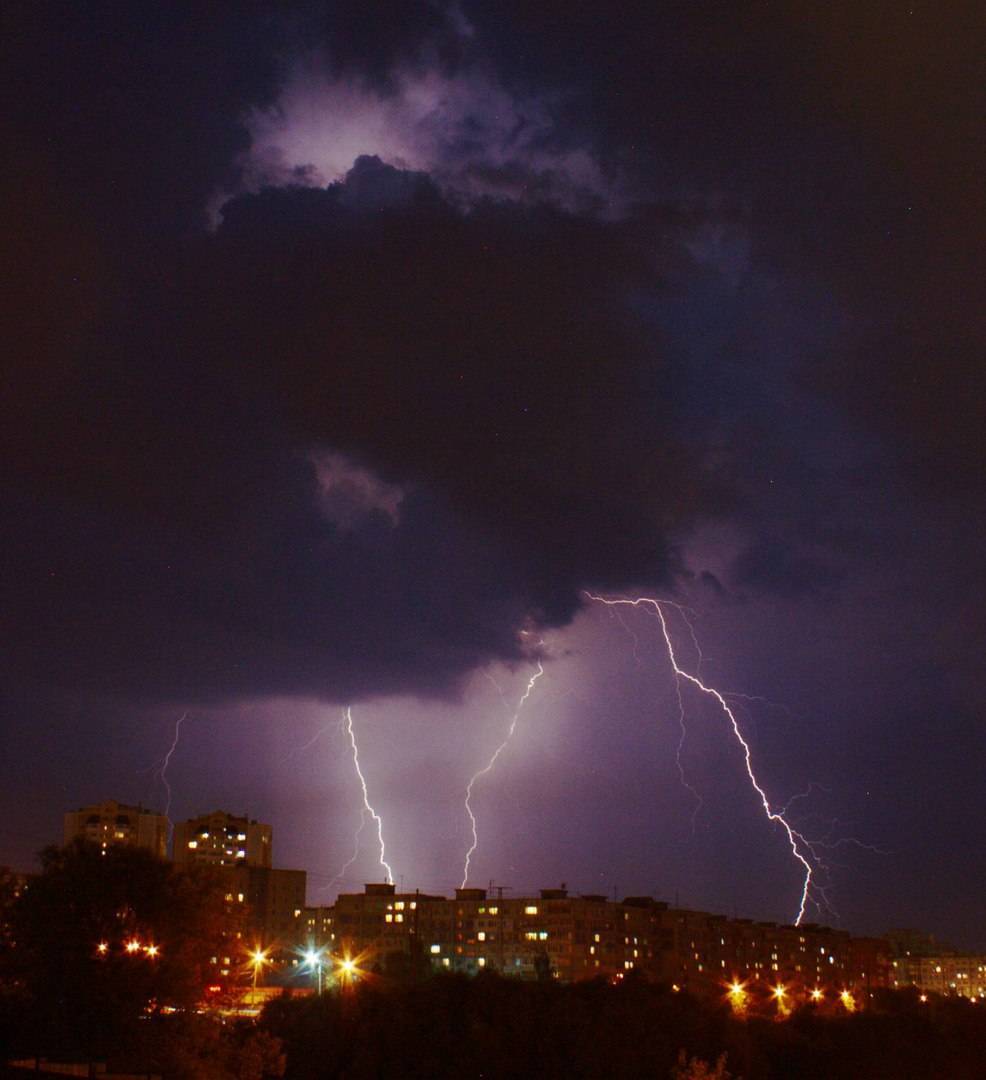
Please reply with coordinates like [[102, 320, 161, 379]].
[[585, 592, 815, 925], [344, 707, 393, 885], [461, 661, 545, 888]]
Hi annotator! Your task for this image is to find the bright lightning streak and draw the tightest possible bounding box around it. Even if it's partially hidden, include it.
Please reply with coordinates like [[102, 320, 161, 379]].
[[158, 711, 187, 829], [606, 603, 703, 828], [461, 661, 544, 888], [343, 707, 393, 885], [585, 592, 814, 925]]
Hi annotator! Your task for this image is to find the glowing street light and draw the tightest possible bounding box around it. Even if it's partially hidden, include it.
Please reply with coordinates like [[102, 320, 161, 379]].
[[840, 989, 857, 1012], [144, 943, 160, 958], [726, 981, 748, 1013], [250, 947, 268, 990], [125, 939, 142, 954], [303, 947, 325, 994], [335, 954, 360, 990], [96, 941, 109, 956], [810, 987, 824, 1003]]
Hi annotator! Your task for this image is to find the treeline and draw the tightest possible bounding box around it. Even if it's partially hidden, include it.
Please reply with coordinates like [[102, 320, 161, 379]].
[[257, 975, 986, 1080]]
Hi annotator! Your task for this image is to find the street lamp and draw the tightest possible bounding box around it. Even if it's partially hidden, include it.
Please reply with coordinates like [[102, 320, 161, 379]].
[[250, 947, 268, 990], [303, 948, 325, 994], [335, 954, 360, 991]]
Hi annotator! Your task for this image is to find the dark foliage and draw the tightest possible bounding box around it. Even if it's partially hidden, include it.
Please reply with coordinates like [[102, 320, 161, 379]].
[[259, 974, 986, 1080], [0, 842, 233, 1058]]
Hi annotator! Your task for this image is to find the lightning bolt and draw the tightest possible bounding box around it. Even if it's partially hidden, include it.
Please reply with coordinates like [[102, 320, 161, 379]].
[[156, 711, 187, 834], [585, 592, 815, 925], [461, 661, 545, 888], [343, 707, 393, 884], [606, 602, 703, 828], [322, 808, 367, 897], [282, 716, 345, 763]]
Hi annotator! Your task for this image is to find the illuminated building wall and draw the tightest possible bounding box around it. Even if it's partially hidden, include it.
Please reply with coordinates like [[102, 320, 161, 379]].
[[173, 810, 272, 868], [316, 884, 889, 995], [63, 799, 167, 858], [227, 865, 306, 953], [890, 955, 986, 998]]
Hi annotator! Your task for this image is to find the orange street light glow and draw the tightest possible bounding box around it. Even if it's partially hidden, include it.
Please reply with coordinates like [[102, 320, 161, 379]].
[[125, 939, 141, 953], [810, 987, 824, 1002], [145, 944, 159, 957]]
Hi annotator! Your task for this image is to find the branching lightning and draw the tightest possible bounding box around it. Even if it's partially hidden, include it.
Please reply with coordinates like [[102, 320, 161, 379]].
[[606, 602, 703, 828], [344, 707, 393, 884], [322, 808, 367, 897], [585, 592, 815, 925], [461, 661, 545, 888]]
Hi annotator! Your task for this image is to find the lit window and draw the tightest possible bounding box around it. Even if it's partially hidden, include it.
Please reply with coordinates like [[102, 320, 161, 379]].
[[237, 833, 246, 841], [237, 850, 246, 858], [442, 958, 450, 967], [237, 893, 244, 903], [488, 906, 498, 915], [478, 957, 486, 968], [410, 902, 417, 910], [539, 931, 548, 941], [594, 933, 600, 943], [188, 841, 198, 849], [478, 932, 486, 942], [395, 902, 405, 911], [525, 906, 538, 915], [430, 945, 441, 954], [590, 946, 596, 955], [385, 914, 393, 923], [525, 932, 538, 941]]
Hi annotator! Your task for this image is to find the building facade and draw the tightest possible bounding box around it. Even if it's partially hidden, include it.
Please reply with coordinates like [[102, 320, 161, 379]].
[[302, 883, 889, 1000], [63, 800, 167, 858], [173, 810, 272, 868]]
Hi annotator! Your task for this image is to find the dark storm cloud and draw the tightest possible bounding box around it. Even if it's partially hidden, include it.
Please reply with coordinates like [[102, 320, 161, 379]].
[[1, 152, 718, 703], [2, 0, 982, 710]]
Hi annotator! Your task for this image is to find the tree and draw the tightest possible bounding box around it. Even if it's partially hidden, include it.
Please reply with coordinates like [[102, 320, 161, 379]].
[[672, 1051, 733, 1079], [1, 840, 235, 1056]]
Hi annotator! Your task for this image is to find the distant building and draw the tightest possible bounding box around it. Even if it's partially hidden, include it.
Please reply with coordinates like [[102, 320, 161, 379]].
[[229, 865, 306, 950], [321, 884, 886, 995], [890, 953, 986, 998], [173, 810, 272, 868], [63, 799, 167, 858]]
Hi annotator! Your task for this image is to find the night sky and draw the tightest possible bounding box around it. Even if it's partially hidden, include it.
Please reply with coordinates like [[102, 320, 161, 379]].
[[3, 2, 984, 946]]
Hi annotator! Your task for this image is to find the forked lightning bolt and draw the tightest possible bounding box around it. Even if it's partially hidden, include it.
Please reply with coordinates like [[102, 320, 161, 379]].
[[323, 808, 367, 897], [585, 592, 814, 925], [344, 707, 393, 885], [461, 661, 544, 888]]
